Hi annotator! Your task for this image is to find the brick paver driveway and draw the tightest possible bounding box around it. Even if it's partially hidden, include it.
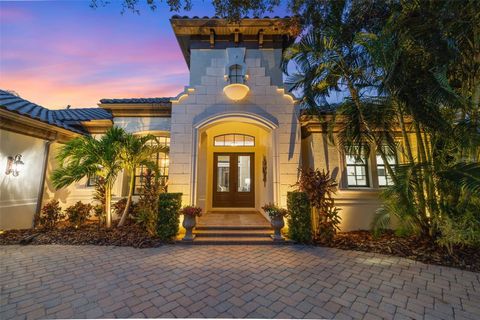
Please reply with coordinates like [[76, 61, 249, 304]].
[[1, 245, 479, 319]]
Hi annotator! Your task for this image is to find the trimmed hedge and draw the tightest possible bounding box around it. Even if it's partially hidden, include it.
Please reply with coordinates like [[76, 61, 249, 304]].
[[157, 193, 182, 241], [287, 192, 312, 243]]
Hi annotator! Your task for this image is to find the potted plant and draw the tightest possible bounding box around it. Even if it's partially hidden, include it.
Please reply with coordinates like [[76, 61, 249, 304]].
[[262, 203, 288, 241], [180, 206, 202, 241]]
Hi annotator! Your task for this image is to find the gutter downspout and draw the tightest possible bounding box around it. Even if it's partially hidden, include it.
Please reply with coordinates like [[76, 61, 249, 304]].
[[34, 140, 51, 227]]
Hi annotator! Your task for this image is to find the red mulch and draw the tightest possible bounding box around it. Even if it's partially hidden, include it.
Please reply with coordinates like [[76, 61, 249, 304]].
[[324, 230, 480, 272], [0, 222, 165, 248]]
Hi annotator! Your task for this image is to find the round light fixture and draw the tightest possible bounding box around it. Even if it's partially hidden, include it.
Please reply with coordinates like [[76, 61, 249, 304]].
[[223, 83, 250, 101]]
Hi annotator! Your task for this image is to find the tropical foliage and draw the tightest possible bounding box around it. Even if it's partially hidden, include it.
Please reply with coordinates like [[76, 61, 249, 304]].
[[51, 126, 169, 231], [65, 201, 93, 228], [117, 133, 168, 227], [52, 127, 125, 228], [134, 168, 163, 236], [294, 169, 341, 244], [37, 199, 64, 229], [283, 0, 480, 249]]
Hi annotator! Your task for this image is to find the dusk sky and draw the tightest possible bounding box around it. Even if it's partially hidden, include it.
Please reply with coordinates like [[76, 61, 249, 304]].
[[0, 1, 288, 109]]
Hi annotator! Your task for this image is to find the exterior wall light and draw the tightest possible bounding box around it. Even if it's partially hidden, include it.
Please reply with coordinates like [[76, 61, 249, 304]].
[[5, 154, 24, 177], [223, 83, 250, 101]]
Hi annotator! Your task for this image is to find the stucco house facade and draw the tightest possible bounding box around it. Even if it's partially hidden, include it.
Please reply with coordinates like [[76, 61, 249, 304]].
[[1, 17, 386, 231]]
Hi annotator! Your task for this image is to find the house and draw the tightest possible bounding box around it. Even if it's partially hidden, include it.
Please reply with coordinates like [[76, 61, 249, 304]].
[[1, 17, 388, 231]]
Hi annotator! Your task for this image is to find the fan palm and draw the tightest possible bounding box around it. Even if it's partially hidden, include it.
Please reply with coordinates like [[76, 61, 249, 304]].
[[51, 127, 125, 228], [117, 133, 169, 227]]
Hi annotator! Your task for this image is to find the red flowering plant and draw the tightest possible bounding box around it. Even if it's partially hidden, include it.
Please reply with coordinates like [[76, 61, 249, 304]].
[[180, 206, 203, 217]]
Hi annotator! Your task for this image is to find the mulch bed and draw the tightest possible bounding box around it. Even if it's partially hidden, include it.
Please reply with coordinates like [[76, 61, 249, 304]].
[[324, 230, 480, 272], [0, 223, 164, 248]]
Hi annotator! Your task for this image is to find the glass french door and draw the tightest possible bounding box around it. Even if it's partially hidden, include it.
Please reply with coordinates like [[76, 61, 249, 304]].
[[213, 153, 255, 207]]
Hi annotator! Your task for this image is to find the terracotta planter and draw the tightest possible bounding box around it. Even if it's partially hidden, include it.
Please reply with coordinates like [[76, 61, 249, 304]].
[[182, 214, 196, 241], [270, 215, 285, 241]]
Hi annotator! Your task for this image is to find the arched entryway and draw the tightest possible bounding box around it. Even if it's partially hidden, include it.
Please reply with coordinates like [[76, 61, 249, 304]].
[[191, 113, 279, 218]]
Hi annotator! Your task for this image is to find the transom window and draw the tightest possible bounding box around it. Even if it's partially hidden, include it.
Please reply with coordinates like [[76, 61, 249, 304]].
[[228, 64, 244, 84], [377, 146, 396, 187], [214, 134, 255, 147], [134, 136, 170, 195], [346, 148, 369, 187]]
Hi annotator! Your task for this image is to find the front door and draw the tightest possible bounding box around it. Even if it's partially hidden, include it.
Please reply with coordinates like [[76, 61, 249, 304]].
[[213, 153, 254, 207]]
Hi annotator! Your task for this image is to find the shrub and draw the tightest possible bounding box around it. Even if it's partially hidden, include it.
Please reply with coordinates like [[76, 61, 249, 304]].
[[39, 199, 64, 229], [113, 198, 136, 220], [93, 205, 105, 226], [65, 201, 93, 227], [294, 169, 341, 244], [134, 168, 163, 235], [287, 192, 312, 243], [157, 193, 182, 241]]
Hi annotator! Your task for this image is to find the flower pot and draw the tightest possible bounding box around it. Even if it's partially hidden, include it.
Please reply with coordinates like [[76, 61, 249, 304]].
[[270, 215, 285, 241], [182, 215, 196, 241]]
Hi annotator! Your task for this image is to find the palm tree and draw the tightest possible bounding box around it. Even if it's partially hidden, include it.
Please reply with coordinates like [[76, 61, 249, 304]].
[[117, 133, 169, 227], [283, 0, 480, 245], [282, 0, 397, 175], [51, 127, 125, 228]]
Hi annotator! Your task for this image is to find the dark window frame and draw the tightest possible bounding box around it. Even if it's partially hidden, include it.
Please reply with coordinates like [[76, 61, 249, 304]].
[[376, 146, 397, 187], [214, 134, 255, 147], [228, 64, 244, 84], [133, 136, 170, 195], [345, 148, 370, 187], [86, 174, 98, 187]]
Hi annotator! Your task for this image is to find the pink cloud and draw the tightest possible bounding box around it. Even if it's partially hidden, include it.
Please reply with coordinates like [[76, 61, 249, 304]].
[[0, 6, 32, 23]]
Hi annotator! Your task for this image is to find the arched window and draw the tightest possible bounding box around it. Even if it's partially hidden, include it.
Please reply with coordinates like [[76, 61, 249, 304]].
[[228, 64, 244, 84], [214, 134, 254, 147], [134, 136, 170, 195]]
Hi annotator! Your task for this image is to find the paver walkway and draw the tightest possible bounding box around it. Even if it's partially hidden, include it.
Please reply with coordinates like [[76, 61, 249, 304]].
[[1, 245, 479, 319]]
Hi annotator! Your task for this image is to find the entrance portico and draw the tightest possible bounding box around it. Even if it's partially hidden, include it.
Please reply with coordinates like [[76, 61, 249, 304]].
[[167, 17, 301, 220], [192, 113, 279, 217]]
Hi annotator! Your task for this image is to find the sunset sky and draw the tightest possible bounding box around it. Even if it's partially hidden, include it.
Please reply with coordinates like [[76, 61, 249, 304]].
[[0, 1, 288, 109]]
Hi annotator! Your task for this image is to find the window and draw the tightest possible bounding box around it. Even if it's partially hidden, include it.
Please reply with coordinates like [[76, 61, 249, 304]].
[[86, 174, 98, 187], [377, 147, 396, 187], [214, 134, 255, 147], [346, 148, 369, 187], [134, 136, 170, 195], [228, 64, 244, 84]]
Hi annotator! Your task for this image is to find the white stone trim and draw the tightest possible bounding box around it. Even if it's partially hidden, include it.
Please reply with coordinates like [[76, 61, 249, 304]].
[[190, 112, 280, 206]]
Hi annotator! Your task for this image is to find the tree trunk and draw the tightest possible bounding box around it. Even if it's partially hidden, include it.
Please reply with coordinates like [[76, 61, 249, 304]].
[[105, 181, 112, 228], [118, 170, 135, 227]]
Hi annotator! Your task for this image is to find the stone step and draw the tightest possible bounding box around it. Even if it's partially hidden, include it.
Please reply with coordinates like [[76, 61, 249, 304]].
[[196, 225, 271, 231], [178, 236, 292, 245], [195, 229, 273, 238]]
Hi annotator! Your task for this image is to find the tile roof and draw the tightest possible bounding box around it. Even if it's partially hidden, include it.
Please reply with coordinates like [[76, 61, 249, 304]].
[[51, 108, 112, 122], [99, 97, 172, 104], [0, 89, 112, 135]]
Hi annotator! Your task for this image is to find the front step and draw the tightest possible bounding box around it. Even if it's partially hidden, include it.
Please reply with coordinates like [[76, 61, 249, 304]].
[[196, 225, 271, 231], [179, 225, 291, 245], [195, 229, 273, 238], [179, 236, 291, 245]]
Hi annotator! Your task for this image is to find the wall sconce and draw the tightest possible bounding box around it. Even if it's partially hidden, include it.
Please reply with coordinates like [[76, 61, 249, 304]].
[[5, 154, 24, 177]]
